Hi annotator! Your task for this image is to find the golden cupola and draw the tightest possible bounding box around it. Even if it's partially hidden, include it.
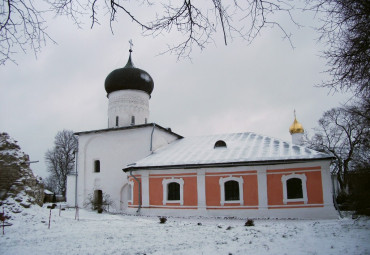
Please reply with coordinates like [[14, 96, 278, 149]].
[[289, 114, 304, 134]]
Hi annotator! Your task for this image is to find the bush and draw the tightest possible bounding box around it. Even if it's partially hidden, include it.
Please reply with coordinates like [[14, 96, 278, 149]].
[[159, 216, 167, 224], [350, 167, 370, 216], [83, 191, 114, 213], [336, 191, 350, 205], [245, 219, 254, 226]]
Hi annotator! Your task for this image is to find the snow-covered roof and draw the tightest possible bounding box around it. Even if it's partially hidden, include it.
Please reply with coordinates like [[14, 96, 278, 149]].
[[44, 189, 54, 195], [125, 132, 332, 170], [75, 123, 182, 138]]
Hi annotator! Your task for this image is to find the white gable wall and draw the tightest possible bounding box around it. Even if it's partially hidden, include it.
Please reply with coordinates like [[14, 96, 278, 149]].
[[66, 125, 180, 211]]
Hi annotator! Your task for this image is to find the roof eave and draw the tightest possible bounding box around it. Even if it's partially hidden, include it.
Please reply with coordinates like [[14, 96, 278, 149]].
[[122, 157, 334, 172], [74, 123, 183, 139]]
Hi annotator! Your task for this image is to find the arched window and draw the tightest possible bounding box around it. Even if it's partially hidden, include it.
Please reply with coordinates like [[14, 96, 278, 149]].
[[225, 181, 240, 201], [162, 178, 184, 205], [214, 140, 227, 148], [287, 178, 303, 199], [219, 176, 244, 206], [94, 160, 100, 173], [281, 174, 307, 204], [167, 182, 180, 200]]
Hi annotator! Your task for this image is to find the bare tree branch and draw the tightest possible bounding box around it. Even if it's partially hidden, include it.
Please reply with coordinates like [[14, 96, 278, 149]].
[[309, 0, 370, 99], [304, 104, 370, 192], [48, 0, 297, 60], [0, 0, 55, 65], [2, 0, 298, 63]]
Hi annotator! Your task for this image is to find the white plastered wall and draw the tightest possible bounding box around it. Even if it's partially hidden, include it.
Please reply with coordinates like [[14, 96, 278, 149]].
[[108, 90, 149, 128], [66, 125, 180, 211]]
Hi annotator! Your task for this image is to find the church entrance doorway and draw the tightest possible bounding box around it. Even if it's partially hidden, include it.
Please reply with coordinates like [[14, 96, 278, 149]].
[[94, 190, 103, 210]]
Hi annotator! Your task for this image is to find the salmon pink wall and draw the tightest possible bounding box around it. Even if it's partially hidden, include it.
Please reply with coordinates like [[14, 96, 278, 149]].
[[128, 176, 141, 206], [205, 175, 220, 206], [244, 175, 258, 206], [267, 173, 284, 206], [306, 171, 323, 204], [267, 167, 323, 206], [148, 177, 163, 205], [205, 171, 258, 206], [148, 173, 198, 206], [182, 176, 197, 206]]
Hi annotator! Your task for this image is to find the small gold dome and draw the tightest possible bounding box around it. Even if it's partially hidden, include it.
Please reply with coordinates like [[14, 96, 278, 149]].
[[289, 118, 304, 134]]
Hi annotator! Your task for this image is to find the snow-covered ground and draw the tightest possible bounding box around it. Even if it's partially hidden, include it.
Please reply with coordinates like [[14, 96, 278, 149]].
[[1, 205, 369, 255]]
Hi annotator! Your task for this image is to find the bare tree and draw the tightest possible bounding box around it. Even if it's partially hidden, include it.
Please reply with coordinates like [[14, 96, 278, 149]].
[[51, 0, 297, 59], [0, 0, 54, 65], [45, 130, 78, 197], [43, 174, 59, 194], [2, 0, 297, 64], [305, 105, 369, 193], [311, 0, 370, 99]]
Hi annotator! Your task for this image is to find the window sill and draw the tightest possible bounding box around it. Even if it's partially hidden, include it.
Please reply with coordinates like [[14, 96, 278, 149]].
[[283, 198, 307, 204], [163, 200, 183, 205], [221, 200, 244, 206]]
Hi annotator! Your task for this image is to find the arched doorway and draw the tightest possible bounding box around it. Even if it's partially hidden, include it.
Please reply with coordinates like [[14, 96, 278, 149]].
[[120, 184, 129, 211]]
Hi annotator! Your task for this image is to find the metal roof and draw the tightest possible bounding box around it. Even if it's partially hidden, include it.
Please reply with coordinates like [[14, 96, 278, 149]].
[[125, 132, 333, 170], [74, 123, 183, 139]]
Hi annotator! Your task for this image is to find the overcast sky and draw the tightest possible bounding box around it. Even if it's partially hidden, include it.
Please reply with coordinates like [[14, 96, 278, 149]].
[[0, 4, 350, 178]]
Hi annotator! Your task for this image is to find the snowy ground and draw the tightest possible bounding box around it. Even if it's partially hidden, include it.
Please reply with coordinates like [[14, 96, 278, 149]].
[[1, 205, 369, 255]]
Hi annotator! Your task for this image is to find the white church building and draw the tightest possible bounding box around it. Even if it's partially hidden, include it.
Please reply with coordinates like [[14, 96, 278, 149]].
[[66, 50, 338, 219]]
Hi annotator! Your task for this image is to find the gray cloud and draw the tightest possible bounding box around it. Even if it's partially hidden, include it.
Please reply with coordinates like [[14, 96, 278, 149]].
[[0, 9, 350, 178]]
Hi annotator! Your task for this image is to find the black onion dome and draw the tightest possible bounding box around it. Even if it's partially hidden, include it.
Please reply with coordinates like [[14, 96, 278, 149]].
[[104, 51, 154, 96]]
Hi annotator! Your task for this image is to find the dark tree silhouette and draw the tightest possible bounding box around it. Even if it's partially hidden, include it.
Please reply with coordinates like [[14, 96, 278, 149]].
[[312, 0, 370, 98], [305, 104, 369, 193], [45, 130, 78, 197]]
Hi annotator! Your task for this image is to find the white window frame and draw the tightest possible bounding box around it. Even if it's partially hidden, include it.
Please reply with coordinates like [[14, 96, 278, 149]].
[[281, 173, 308, 204], [162, 178, 184, 205], [128, 180, 134, 203], [219, 176, 244, 206]]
